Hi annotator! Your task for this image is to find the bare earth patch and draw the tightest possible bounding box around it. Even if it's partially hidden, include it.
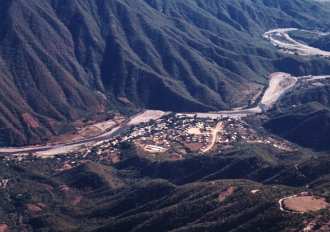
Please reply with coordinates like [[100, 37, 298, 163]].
[[56, 163, 73, 172], [261, 72, 297, 107], [71, 196, 83, 206], [26, 203, 46, 216], [0, 224, 9, 232], [128, 110, 169, 126], [34, 143, 86, 158], [170, 154, 183, 161], [78, 120, 117, 138], [185, 143, 204, 152], [218, 186, 235, 203], [22, 113, 40, 128], [103, 152, 121, 164], [59, 185, 71, 193], [187, 127, 202, 135], [282, 196, 328, 213], [251, 189, 261, 194], [143, 144, 168, 153]]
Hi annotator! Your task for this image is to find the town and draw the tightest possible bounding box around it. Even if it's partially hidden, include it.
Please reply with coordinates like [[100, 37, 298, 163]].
[[1, 113, 296, 165], [82, 113, 296, 162]]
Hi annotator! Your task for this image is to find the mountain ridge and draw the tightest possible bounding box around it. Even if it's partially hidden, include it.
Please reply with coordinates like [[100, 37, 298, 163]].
[[2, 0, 330, 146]]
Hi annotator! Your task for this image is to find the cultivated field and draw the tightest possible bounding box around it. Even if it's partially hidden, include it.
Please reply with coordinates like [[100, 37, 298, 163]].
[[279, 194, 329, 213]]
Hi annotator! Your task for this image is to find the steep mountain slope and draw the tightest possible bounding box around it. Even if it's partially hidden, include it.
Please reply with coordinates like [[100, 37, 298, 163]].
[[313, 35, 330, 51], [289, 30, 330, 52], [265, 102, 330, 151], [1, 145, 330, 232], [2, 0, 330, 146]]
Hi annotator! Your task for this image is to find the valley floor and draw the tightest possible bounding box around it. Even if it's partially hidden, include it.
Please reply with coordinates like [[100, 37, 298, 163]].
[[1, 27, 330, 232], [0, 71, 298, 157], [0, 70, 327, 159]]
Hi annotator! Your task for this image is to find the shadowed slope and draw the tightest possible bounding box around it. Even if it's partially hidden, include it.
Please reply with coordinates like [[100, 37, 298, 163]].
[[1, 0, 330, 146]]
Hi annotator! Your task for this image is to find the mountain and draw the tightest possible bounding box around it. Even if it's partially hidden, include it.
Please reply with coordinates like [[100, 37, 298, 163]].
[[313, 35, 330, 52], [265, 102, 330, 151], [2, 1, 330, 231], [264, 70, 330, 151], [1, 144, 330, 232], [289, 29, 330, 52], [2, 0, 330, 146]]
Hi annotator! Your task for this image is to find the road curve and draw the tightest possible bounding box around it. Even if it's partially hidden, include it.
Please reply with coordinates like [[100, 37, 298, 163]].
[[178, 72, 297, 119], [263, 28, 330, 57], [1, 28, 330, 156], [0, 72, 306, 155]]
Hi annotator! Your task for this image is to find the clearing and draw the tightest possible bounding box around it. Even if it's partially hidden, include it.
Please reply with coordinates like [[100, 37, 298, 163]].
[[279, 194, 328, 213], [128, 110, 169, 126]]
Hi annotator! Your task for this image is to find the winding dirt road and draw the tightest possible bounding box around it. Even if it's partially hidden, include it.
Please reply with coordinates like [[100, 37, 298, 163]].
[[201, 122, 224, 153], [1, 28, 330, 156], [263, 28, 330, 57], [0, 72, 309, 156], [177, 72, 297, 119]]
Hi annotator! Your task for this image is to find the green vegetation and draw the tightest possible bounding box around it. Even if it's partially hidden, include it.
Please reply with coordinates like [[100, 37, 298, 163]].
[[2, 0, 330, 146], [1, 143, 330, 231], [265, 102, 330, 151]]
